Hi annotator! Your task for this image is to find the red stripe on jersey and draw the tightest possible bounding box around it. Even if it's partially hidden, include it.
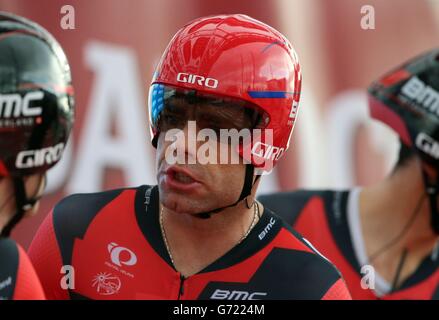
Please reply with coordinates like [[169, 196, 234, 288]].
[[321, 278, 352, 300], [28, 210, 69, 300]]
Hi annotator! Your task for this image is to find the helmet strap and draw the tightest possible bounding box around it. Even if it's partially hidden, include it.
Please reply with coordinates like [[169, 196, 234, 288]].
[[0, 176, 44, 238], [421, 168, 439, 234]]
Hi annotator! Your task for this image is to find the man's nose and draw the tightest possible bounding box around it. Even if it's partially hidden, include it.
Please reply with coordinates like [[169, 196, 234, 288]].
[[171, 121, 199, 164]]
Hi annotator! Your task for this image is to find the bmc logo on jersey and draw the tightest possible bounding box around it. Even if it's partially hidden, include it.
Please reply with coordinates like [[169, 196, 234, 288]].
[[401, 76, 439, 117], [258, 217, 276, 240], [108, 242, 138, 267], [416, 132, 439, 159], [210, 289, 267, 300], [0, 91, 44, 118], [177, 73, 219, 89], [15, 143, 65, 169]]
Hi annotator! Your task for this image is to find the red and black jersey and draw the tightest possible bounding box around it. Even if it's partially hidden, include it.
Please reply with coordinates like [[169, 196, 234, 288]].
[[259, 190, 439, 300], [28, 185, 351, 300], [0, 238, 45, 300]]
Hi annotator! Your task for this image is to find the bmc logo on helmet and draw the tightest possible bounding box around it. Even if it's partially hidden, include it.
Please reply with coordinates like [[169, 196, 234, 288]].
[[416, 132, 439, 159], [176, 73, 219, 89], [401, 77, 439, 117], [251, 142, 284, 161], [0, 91, 44, 118], [15, 143, 65, 169]]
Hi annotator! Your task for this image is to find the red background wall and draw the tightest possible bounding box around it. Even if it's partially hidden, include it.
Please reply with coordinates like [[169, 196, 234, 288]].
[[0, 0, 437, 248]]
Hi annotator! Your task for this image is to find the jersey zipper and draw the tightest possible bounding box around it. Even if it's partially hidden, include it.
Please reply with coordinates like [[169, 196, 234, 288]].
[[177, 274, 186, 299]]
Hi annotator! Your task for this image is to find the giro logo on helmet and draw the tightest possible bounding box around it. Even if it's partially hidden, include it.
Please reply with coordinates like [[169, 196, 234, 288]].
[[401, 76, 439, 117], [415, 132, 439, 159], [15, 143, 65, 169], [0, 91, 44, 118], [176, 73, 219, 89], [251, 142, 285, 161]]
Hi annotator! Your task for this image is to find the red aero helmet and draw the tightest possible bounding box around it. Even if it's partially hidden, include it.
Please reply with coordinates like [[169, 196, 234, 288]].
[[149, 14, 302, 172]]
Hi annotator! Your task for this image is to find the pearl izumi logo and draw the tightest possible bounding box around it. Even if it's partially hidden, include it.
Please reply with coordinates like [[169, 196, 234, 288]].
[[401, 76, 439, 117], [15, 143, 65, 169], [108, 242, 137, 267], [416, 132, 439, 159], [177, 73, 219, 88]]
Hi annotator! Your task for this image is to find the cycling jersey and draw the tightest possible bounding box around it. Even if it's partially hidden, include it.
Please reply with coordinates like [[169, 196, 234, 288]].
[[28, 185, 351, 300], [0, 238, 45, 300], [259, 189, 439, 299]]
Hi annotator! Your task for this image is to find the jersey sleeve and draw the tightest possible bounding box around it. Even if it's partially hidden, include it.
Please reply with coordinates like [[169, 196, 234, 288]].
[[0, 239, 45, 300], [28, 209, 69, 300], [277, 221, 353, 300], [28, 188, 131, 300], [13, 244, 46, 300]]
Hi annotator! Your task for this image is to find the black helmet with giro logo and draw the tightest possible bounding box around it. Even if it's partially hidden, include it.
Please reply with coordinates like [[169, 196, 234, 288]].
[[0, 12, 74, 236]]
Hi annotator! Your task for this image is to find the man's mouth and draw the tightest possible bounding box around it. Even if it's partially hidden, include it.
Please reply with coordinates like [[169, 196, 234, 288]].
[[173, 171, 195, 184], [160, 166, 203, 192]]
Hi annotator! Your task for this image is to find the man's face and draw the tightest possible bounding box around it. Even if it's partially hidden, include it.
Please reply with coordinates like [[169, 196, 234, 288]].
[[24, 173, 46, 217], [155, 95, 257, 214]]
